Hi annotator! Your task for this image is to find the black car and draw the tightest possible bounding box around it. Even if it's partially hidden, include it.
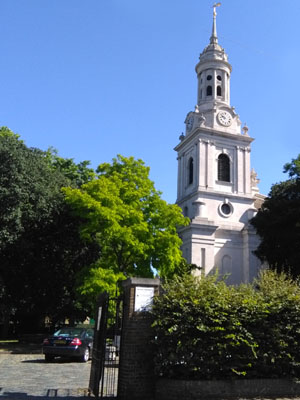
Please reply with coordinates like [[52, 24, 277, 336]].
[[42, 327, 94, 362]]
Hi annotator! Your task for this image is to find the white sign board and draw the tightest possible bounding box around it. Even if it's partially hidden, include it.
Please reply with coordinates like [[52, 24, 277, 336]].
[[134, 286, 155, 312], [96, 307, 102, 331]]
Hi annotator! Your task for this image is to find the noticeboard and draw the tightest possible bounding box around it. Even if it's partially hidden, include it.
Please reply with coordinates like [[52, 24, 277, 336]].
[[134, 286, 155, 312]]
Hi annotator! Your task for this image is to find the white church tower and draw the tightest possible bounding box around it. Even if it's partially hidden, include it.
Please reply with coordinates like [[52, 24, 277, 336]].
[[175, 4, 264, 284]]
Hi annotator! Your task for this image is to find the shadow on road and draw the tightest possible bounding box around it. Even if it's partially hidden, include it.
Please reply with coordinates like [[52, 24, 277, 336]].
[[21, 358, 82, 364], [0, 388, 90, 399], [0, 343, 42, 355]]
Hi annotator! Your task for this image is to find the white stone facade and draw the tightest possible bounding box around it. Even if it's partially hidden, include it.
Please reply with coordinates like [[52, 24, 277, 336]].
[[175, 6, 264, 284]]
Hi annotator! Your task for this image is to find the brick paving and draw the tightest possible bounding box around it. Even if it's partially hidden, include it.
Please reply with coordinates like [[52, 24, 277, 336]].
[[0, 351, 91, 398]]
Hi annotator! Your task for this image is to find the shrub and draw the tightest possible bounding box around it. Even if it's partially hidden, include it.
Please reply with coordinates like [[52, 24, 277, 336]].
[[151, 270, 300, 379]]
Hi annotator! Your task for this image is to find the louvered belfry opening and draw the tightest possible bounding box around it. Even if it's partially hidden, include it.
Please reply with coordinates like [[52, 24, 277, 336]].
[[188, 158, 194, 185], [218, 154, 230, 182]]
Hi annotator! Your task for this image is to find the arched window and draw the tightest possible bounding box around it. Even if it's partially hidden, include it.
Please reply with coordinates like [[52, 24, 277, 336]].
[[206, 85, 212, 96], [188, 158, 194, 185], [218, 154, 230, 182], [217, 86, 222, 96]]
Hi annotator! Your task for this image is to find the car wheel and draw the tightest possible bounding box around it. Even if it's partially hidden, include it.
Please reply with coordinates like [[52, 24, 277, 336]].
[[45, 354, 55, 362], [81, 347, 90, 363]]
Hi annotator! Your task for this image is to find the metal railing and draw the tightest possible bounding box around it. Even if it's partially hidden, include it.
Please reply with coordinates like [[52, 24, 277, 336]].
[[100, 345, 119, 398]]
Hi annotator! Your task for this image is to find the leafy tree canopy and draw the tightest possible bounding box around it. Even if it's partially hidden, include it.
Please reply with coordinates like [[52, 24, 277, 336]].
[[45, 147, 95, 187], [251, 155, 300, 277], [283, 154, 300, 179], [0, 127, 99, 333], [63, 155, 188, 306], [0, 128, 65, 249], [152, 270, 300, 380]]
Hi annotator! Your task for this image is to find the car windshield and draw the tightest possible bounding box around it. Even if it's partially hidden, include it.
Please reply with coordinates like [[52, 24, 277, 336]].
[[54, 328, 84, 338]]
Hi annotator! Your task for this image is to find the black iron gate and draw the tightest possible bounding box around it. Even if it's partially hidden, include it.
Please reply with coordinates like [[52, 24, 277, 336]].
[[88, 292, 122, 398]]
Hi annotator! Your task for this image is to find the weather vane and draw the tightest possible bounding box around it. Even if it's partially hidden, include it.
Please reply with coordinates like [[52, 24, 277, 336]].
[[213, 2, 221, 16]]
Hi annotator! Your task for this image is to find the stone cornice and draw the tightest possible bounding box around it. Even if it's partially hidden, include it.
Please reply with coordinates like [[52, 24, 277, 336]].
[[174, 126, 254, 152], [177, 189, 256, 205]]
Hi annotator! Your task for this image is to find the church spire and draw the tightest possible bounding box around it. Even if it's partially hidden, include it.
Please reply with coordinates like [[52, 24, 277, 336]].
[[195, 2, 231, 108], [210, 3, 221, 45]]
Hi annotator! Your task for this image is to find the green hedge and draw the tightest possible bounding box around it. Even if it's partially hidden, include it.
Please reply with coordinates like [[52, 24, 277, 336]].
[[151, 270, 300, 380]]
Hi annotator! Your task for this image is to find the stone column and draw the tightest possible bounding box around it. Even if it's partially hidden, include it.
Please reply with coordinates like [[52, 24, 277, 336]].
[[245, 147, 251, 194], [194, 141, 199, 188], [177, 156, 181, 200], [236, 146, 244, 194], [118, 277, 160, 400], [207, 140, 215, 189]]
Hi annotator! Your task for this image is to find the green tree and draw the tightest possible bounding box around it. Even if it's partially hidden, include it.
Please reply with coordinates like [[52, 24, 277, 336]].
[[63, 155, 188, 308], [251, 155, 300, 277], [45, 147, 95, 187], [0, 127, 99, 334]]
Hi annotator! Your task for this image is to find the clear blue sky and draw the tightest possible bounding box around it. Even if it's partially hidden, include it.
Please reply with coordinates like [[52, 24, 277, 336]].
[[0, 0, 299, 203]]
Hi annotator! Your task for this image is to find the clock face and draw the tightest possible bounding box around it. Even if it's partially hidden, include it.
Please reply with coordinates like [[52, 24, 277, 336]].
[[186, 116, 194, 132], [217, 111, 232, 126]]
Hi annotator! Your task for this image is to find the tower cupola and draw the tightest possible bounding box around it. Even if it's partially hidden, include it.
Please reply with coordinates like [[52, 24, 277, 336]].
[[196, 3, 232, 108]]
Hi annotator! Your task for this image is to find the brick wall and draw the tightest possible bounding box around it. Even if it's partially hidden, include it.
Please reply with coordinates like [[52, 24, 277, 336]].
[[117, 278, 160, 400], [155, 378, 300, 399]]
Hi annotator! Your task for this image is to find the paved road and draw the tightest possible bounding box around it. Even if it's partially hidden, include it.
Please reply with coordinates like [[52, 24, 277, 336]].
[[0, 352, 91, 398]]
